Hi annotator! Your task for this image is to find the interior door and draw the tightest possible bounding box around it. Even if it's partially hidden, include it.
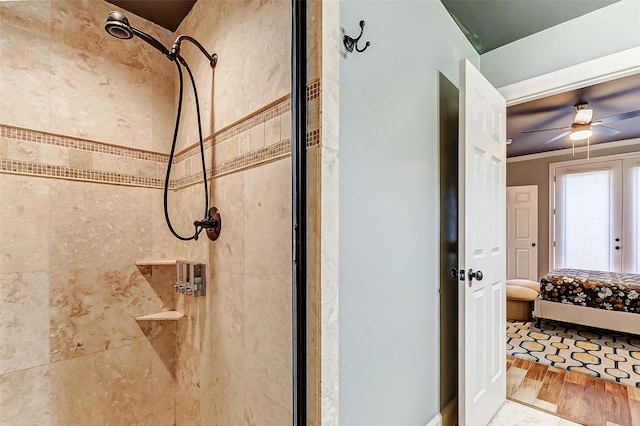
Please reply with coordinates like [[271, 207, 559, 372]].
[[458, 59, 506, 426], [506, 185, 538, 281]]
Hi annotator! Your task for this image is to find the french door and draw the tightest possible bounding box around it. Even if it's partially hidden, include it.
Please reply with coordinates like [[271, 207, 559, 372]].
[[553, 156, 640, 273], [623, 157, 640, 273]]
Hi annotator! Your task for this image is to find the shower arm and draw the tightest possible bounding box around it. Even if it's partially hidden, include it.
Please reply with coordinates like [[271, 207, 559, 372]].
[[170, 35, 218, 68]]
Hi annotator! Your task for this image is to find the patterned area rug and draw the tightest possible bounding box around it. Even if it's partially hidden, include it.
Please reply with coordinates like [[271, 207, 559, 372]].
[[506, 320, 640, 388]]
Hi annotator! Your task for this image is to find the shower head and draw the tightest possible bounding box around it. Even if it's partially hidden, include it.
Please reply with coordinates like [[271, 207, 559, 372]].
[[105, 11, 133, 40], [105, 11, 171, 57]]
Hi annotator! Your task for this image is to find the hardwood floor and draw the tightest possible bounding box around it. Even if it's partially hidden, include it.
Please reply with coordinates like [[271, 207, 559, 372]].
[[507, 355, 640, 426]]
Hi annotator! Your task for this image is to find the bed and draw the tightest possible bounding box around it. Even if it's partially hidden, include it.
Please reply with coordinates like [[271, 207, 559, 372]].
[[533, 268, 640, 335]]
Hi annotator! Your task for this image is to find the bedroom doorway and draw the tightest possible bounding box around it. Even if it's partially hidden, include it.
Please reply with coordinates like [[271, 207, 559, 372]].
[[499, 47, 640, 425]]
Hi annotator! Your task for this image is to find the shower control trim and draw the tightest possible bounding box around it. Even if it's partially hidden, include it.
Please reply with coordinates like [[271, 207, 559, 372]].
[[193, 207, 222, 242]]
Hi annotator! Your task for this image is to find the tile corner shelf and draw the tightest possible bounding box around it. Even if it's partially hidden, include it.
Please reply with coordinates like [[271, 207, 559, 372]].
[[135, 259, 177, 266], [135, 310, 185, 321]]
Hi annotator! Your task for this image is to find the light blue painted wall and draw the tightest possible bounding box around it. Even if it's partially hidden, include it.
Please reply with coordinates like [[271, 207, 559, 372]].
[[480, 0, 640, 87], [338, 1, 478, 424]]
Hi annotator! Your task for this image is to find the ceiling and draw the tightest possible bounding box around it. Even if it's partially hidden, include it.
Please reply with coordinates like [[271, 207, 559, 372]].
[[507, 73, 640, 157], [441, 0, 640, 158], [441, 0, 620, 55], [106, 0, 196, 32]]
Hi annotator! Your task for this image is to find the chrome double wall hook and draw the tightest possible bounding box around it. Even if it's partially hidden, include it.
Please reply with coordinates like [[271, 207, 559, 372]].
[[343, 20, 370, 54]]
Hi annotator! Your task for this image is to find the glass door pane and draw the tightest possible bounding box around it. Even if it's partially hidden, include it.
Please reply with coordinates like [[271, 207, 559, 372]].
[[563, 170, 611, 270], [554, 161, 622, 272]]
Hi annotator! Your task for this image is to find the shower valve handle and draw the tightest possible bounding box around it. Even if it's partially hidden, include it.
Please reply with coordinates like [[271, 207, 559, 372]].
[[193, 217, 218, 230]]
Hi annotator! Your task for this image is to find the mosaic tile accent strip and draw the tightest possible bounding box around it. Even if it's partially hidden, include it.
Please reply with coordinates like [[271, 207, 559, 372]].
[[0, 79, 322, 188], [307, 129, 320, 147], [174, 139, 292, 188], [0, 125, 169, 163], [0, 159, 165, 188], [174, 77, 321, 163], [307, 79, 321, 101]]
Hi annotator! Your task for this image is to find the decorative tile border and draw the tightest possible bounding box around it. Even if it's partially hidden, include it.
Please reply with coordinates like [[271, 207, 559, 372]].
[[0, 159, 165, 188], [174, 139, 292, 188], [174, 77, 322, 164], [0, 125, 169, 163], [0, 79, 322, 189]]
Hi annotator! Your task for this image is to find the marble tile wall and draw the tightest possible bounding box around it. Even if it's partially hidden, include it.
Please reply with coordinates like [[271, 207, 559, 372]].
[[170, 0, 325, 424], [319, 2, 341, 424], [0, 79, 319, 190], [0, 174, 179, 425], [0, 1, 179, 425], [1, 0, 329, 425]]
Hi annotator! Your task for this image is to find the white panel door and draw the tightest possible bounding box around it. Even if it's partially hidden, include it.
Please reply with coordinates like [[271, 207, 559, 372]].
[[506, 186, 538, 281], [458, 59, 506, 426]]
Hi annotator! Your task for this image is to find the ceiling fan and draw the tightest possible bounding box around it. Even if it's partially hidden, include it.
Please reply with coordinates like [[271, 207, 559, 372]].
[[519, 103, 640, 145]]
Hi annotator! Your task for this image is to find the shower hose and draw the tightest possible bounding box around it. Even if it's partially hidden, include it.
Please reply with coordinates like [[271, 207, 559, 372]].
[[163, 55, 210, 241]]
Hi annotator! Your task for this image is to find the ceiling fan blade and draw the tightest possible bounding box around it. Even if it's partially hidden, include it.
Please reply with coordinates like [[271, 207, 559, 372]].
[[519, 126, 571, 135], [542, 131, 571, 145], [593, 109, 640, 125], [592, 125, 621, 137]]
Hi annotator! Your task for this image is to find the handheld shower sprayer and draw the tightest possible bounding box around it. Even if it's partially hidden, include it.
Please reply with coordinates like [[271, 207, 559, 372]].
[[105, 11, 171, 57], [105, 12, 217, 67], [104, 11, 221, 242]]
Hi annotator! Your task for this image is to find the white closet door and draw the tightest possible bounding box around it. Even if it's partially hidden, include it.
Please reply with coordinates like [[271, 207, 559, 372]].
[[506, 185, 538, 280], [554, 161, 622, 272], [623, 158, 640, 273]]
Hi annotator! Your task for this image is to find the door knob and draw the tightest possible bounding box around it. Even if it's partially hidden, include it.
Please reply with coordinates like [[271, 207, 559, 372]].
[[615, 246, 620, 250], [531, 242, 536, 247], [468, 269, 483, 281]]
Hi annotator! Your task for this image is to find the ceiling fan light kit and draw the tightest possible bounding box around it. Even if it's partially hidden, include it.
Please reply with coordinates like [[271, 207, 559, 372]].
[[574, 103, 593, 124], [570, 123, 593, 141]]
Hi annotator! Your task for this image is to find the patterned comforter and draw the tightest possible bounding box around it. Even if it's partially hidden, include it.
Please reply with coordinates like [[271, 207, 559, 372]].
[[539, 268, 640, 314]]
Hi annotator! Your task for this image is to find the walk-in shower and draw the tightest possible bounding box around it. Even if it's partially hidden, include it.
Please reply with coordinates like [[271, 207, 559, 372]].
[[105, 11, 221, 241]]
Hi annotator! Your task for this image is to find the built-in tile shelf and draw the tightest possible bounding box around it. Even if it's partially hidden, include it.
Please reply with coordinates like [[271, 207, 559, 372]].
[[135, 311, 185, 321], [135, 259, 177, 266]]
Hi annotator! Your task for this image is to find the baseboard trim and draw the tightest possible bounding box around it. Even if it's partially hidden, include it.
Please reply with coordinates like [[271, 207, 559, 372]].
[[426, 412, 442, 426]]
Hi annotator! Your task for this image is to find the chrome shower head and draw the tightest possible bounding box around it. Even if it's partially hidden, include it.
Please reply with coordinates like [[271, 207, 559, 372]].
[[105, 11, 133, 40]]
